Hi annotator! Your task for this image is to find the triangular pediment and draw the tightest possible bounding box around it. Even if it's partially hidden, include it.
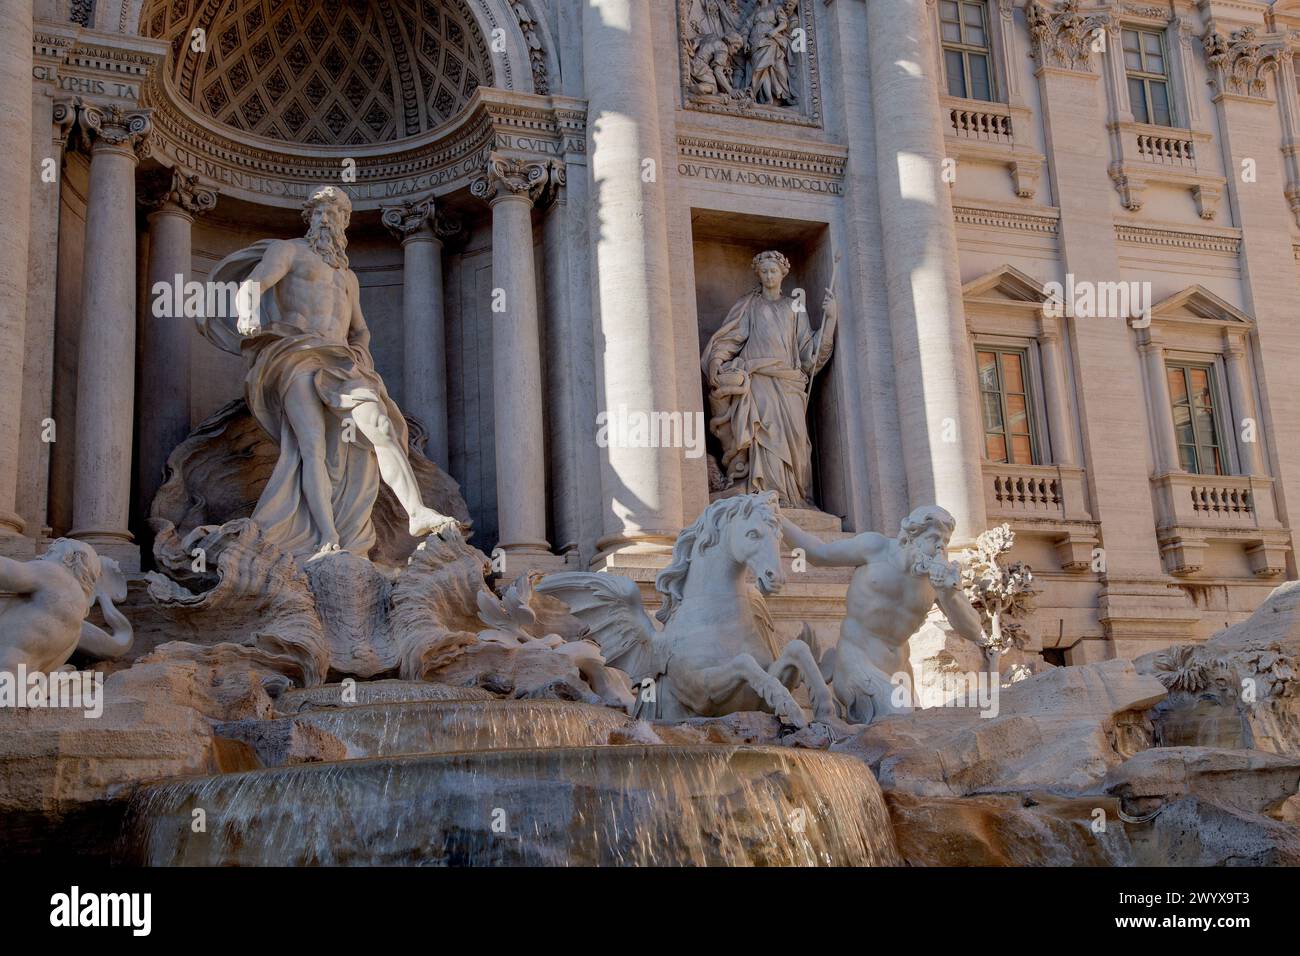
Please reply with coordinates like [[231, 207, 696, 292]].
[[1150, 285, 1252, 327], [962, 264, 1050, 303]]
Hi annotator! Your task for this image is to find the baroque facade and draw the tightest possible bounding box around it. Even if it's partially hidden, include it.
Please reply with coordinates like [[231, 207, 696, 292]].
[[6, 0, 1300, 670]]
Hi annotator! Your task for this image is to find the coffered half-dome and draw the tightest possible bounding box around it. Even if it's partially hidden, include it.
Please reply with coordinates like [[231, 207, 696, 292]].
[[142, 0, 495, 146]]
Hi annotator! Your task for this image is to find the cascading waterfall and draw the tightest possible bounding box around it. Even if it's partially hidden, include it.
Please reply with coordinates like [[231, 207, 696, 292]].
[[117, 687, 900, 866]]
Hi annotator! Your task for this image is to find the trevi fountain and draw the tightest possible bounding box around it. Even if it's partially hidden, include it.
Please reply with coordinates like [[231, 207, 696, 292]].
[[2, 0, 1300, 882]]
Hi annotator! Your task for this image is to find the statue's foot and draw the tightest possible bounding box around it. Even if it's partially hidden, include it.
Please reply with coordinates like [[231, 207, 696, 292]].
[[408, 507, 458, 539], [308, 541, 342, 562]]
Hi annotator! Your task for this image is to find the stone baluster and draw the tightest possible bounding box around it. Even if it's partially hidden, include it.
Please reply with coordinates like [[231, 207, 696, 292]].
[[137, 169, 217, 521], [471, 154, 552, 556], [68, 103, 152, 566], [380, 193, 452, 470]]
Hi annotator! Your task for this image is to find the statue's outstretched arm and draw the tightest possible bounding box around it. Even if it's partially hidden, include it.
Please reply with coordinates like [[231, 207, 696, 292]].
[[780, 517, 875, 567], [935, 586, 986, 647], [0, 555, 42, 595]]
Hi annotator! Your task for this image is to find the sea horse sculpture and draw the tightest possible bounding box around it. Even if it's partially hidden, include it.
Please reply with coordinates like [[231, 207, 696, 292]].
[[537, 492, 834, 727]]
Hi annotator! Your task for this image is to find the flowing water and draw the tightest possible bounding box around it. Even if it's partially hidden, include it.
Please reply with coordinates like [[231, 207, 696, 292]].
[[254, 699, 637, 758], [121, 743, 900, 866]]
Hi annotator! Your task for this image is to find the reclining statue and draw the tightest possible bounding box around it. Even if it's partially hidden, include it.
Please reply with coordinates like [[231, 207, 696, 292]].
[[0, 539, 133, 673], [780, 505, 987, 723]]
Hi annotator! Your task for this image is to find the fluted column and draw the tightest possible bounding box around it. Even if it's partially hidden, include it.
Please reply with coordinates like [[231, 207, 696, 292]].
[[1037, 315, 1077, 467], [471, 154, 551, 555], [1139, 332, 1179, 475], [1223, 332, 1263, 477], [583, 0, 683, 560], [0, 0, 35, 538], [866, 0, 986, 544], [137, 169, 216, 520], [69, 103, 151, 562], [381, 193, 451, 469]]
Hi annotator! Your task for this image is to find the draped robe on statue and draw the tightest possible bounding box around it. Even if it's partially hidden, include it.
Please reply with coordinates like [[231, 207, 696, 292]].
[[198, 240, 408, 558], [702, 290, 832, 508]]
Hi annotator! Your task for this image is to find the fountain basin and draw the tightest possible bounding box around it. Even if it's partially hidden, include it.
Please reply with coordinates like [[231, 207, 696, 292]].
[[218, 699, 637, 762], [120, 745, 900, 866]]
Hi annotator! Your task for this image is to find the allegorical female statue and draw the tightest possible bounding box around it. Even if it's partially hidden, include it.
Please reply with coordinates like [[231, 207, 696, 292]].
[[701, 250, 836, 509]]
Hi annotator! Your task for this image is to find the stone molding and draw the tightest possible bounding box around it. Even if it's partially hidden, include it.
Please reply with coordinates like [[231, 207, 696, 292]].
[[147, 85, 584, 210], [1114, 222, 1242, 256], [1025, 0, 1109, 74], [952, 203, 1060, 236]]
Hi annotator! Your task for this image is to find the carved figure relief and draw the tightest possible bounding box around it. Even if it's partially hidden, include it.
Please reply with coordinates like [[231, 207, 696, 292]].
[[678, 0, 821, 125]]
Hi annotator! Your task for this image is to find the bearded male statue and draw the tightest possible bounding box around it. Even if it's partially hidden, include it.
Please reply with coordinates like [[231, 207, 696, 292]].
[[198, 186, 457, 561]]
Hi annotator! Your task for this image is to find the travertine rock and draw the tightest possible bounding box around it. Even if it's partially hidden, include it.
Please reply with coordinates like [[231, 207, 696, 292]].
[[835, 659, 1164, 797]]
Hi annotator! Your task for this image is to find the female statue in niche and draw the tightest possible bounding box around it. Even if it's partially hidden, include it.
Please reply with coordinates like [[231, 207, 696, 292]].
[[701, 250, 836, 509]]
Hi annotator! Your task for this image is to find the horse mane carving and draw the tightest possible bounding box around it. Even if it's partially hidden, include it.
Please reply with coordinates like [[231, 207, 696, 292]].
[[654, 490, 780, 624]]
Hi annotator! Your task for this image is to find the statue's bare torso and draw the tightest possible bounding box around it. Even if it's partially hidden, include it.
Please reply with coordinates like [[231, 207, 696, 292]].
[[260, 238, 356, 343]]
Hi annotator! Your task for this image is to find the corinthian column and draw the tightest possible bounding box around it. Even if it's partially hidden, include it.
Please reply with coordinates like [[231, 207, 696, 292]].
[[0, 0, 35, 540], [583, 0, 683, 561], [381, 193, 450, 469], [69, 103, 152, 565], [471, 154, 551, 555], [137, 169, 217, 520], [866, 0, 987, 544]]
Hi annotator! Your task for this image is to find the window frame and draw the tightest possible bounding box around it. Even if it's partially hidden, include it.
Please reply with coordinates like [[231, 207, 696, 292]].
[[938, 0, 998, 103], [1122, 26, 1175, 127], [1164, 359, 1229, 476], [975, 344, 1042, 466]]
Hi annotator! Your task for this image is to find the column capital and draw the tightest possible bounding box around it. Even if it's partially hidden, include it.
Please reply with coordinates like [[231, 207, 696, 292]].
[[76, 102, 152, 160], [1202, 26, 1285, 101], [140, 168, 218, 218], [381, 193, 436, 240], [1025, 1, 1110, 74], [469, 153, 555, 206], [51, 96, 78, 150]]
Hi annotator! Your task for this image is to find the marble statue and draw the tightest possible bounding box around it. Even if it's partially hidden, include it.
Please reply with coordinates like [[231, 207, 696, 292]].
[[702, 250, 836, 508], [779, 506, 987, 724], [198, 186, 457, 561], [0, 539, 132, 672], [743, 0, 800, 106], [687, 31, 745, 96], [538, 492, 835, 727]]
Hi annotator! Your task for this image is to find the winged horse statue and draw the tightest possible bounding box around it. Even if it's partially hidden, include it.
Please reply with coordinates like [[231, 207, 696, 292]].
[[537, 492, 835, 727]]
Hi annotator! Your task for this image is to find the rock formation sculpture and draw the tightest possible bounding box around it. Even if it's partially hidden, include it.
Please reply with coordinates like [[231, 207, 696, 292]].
[[0, 539, 132, 672], [780, 505, 987, 724], [701, 250, 835, 507], [538, 492, 835, 726], [196, 185, 458, 562]]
